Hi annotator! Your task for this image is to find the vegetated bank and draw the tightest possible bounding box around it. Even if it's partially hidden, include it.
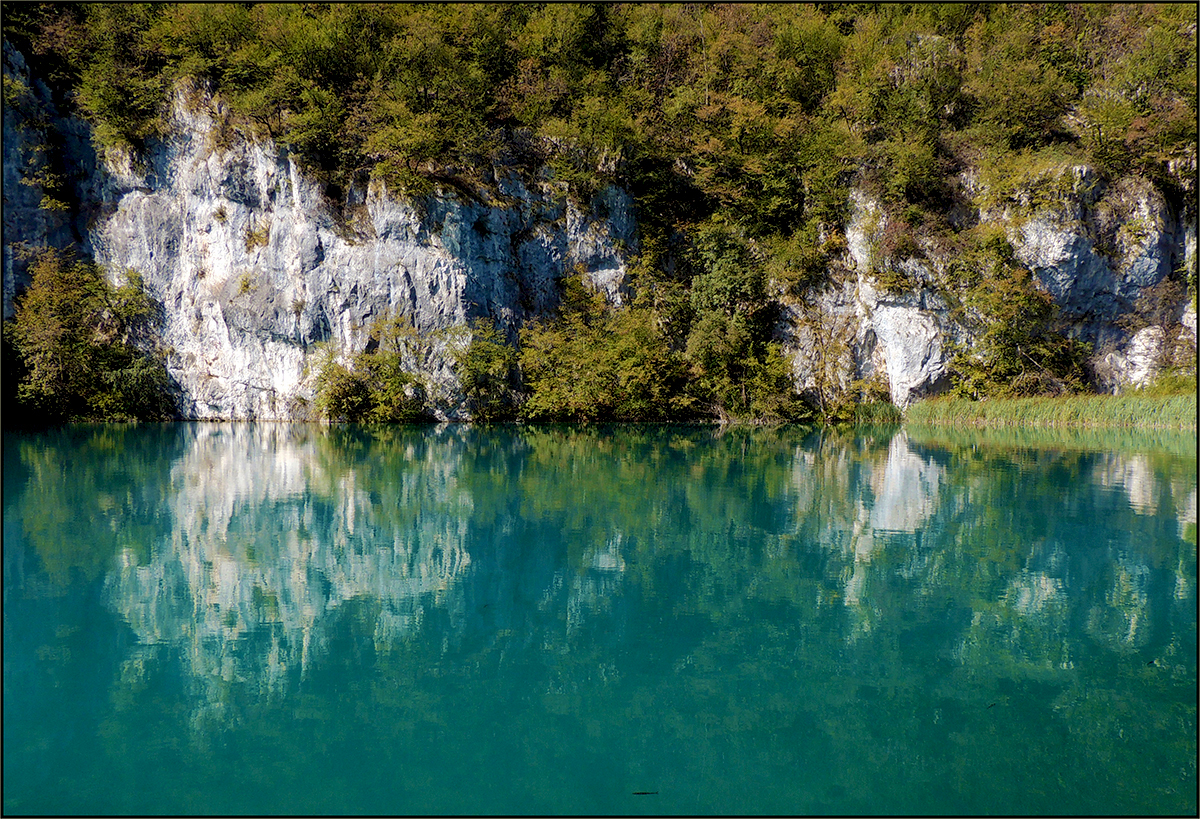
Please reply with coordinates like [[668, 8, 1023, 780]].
[[905, 383, 1197, 430]]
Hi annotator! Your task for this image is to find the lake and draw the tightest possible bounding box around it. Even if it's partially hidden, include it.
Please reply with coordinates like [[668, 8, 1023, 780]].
[[3, 422, 1196, 815]]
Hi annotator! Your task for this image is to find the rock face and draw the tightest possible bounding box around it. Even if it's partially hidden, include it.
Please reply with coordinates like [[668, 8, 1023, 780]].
[[785, 192, 965, 408], [83, 87, 637, 419], [999, 170, 1184, 342], [3, 47, 637, 419], [783, 274, 960, 410], [786, 170, 1195, 408], [3, 43, 1194, 417]]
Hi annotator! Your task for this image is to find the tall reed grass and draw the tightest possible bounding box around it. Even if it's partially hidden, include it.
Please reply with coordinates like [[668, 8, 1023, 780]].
[[903, 423, 1198, 460], [905, 392, 1197, 430], [852, 401, 903, 426]]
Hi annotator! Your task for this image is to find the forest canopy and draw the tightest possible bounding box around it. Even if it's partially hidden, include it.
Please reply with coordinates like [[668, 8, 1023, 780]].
[[7, 3, 1193, 207]]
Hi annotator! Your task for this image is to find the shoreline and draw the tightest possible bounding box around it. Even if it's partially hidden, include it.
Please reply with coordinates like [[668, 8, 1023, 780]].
[[903, 392, 1197, 431], [4, 390, 1197, 432]]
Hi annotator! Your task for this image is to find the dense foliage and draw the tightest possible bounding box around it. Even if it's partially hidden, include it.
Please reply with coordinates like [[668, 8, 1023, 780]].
[[4, 249, 175, 424], [4, 3, 1196, 420], [454, 318, 521, 422], [518, 274, 693, 421], [313, 311, 436, 423], [941, 226, 1093, 399]]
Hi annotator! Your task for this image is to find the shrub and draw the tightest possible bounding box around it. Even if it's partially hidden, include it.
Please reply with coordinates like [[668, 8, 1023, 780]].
[[518, 273, 693, 422], [8, 249, 174, 423], [455, 318, 520, 421], [314, 359, 373, 422], [943, 228, 1092, 399], [313, 311, 436, 423], [243, 222, 270, 251]]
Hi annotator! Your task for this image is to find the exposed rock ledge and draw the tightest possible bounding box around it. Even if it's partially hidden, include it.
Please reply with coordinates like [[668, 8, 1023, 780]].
[[786, 171, 1195, 408]]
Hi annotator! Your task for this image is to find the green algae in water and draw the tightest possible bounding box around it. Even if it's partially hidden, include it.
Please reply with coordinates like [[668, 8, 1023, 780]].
[[3, 423, 1196, 815]]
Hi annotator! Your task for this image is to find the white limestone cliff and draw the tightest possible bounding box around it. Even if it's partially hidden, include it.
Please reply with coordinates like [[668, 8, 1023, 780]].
[[82, 85, 637, 419], [784, 172, 1194, 408]]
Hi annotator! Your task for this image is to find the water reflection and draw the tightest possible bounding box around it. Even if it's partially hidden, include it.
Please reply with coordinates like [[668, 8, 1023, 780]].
[[103, 425, 475, 713], [815, 430, 947, 611], [9, 423, 1196, 690], [3, 423, 1196, 815]]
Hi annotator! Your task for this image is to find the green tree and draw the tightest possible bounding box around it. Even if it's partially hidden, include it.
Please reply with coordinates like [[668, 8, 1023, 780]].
[[8, 249, 174, 423], [455, 318, 520, 421], [946, 231, 1090, 399], [518, 273, 691, 422], [73, 3, 169, 153], [677, 220, 806, 421], [313, 311, 435, 423], [962, 6, 1077, 151]]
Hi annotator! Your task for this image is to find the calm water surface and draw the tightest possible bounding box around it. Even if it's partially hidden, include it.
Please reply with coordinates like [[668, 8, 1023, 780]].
[[3, 423, 1196, 815]]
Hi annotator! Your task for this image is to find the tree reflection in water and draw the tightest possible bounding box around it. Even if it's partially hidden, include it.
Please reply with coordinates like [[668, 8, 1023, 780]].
[[3, 422, 1196, 815]]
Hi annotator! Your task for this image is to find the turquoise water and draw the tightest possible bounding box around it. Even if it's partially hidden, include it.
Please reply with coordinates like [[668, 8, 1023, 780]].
[[3, 423, 1196, 815]]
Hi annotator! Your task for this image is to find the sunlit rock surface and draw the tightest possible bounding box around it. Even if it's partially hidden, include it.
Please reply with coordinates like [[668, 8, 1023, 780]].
[[978, 166, 1195, 390], [786, 177, 1194, 406], [81, 88, 637, 419], [783, 268, 959, 409], [1009, 173, 1174, 337]]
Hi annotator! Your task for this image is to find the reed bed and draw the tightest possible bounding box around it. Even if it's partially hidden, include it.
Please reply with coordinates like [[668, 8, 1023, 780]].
[[852, 401, 903, 426], [905, 392, 1197, 430], [903, 422, 1198, 461]]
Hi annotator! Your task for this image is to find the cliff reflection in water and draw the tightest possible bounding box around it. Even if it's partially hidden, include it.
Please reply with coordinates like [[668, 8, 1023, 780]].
[[5, 421, 1195, 813], [74, 424, 1194, 711], [104, 424, 475, 709]]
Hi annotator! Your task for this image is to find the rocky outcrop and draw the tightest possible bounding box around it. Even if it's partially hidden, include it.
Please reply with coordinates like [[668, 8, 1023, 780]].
[[3, 46, 638, 419], [978, 163, 1195, 391], [84, 85, 637, 419], [785, 192, 966, 409], [993, 169, 1183, 342], [785, 169, 1195, 407], [783, 273, 960, 409]]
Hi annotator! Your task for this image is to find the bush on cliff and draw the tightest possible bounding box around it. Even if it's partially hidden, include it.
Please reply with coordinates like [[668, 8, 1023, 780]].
[[518, 274, 695, 422], [943, 229, 1092, 399], [454, 318, 520, 422], [313, 312, 436, 423]]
